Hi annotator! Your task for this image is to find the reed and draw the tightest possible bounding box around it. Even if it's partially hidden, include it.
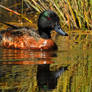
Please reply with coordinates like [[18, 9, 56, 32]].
[[23, 0, 92, 30], [0, 0, 92, 30]]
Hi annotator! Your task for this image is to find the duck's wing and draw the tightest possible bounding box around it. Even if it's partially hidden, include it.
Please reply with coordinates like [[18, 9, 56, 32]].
[[0, 24, 41, 49], [0, 23, 40, 41], [0, 22, 24, 36]]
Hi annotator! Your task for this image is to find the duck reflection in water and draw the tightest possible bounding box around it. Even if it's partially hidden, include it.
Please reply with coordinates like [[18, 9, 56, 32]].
[[37, 64, 68, 90], [0, 49, 68, 91]]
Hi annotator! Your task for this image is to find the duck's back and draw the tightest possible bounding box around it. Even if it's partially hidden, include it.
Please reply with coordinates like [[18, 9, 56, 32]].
[[0, 27, 56, 50]]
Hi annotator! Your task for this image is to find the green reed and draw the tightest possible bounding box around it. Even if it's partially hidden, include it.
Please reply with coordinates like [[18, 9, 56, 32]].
[[23, 0, 92, 30], [0, 0, 92, 30]]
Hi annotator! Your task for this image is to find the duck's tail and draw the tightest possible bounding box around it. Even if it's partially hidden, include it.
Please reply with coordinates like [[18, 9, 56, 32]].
[[0, 22, 20, 41], [1, 22, 19, 29]]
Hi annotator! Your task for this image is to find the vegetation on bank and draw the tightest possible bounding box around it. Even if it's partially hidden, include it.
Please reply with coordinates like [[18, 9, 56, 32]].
[[0, 0, 92, 30]]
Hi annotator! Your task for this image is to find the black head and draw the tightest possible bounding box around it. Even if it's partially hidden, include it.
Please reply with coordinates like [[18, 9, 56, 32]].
[[38, 10, 68, 39]]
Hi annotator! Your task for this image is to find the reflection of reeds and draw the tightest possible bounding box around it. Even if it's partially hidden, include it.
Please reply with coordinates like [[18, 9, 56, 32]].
[[0, 64, 38, 92], [51, 32, 92, 92], [54, 41, 92, 92]]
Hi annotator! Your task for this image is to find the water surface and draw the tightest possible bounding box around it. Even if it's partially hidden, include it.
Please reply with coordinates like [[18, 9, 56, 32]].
[[0, 32, 92, 92]]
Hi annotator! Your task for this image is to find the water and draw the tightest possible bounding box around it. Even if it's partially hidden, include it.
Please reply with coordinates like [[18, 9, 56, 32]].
[[0, 32, 92, 92]]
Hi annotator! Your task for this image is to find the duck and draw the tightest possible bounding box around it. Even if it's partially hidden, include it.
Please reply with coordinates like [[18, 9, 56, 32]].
[[37, 64, 68, 90], [0, 10, 68, 50]]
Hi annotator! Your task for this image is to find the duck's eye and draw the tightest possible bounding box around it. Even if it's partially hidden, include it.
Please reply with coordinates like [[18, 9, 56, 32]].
[[47, 17, 51, 20]]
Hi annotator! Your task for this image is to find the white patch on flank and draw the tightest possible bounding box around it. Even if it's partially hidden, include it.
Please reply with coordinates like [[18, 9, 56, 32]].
[[39, 40, 47, 48], [43, 40, 47, 46], [43, 61, 47, 64]]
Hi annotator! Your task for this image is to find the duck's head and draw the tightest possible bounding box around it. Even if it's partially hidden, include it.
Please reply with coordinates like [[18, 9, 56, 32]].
[[38, 10, 68, 39]]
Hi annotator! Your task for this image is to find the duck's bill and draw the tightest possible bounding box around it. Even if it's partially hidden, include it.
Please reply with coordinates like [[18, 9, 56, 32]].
[[54, 24, 68, 36]]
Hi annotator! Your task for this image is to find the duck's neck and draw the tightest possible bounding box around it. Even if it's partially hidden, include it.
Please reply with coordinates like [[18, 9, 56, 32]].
[[38, 28, 51, 39]]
